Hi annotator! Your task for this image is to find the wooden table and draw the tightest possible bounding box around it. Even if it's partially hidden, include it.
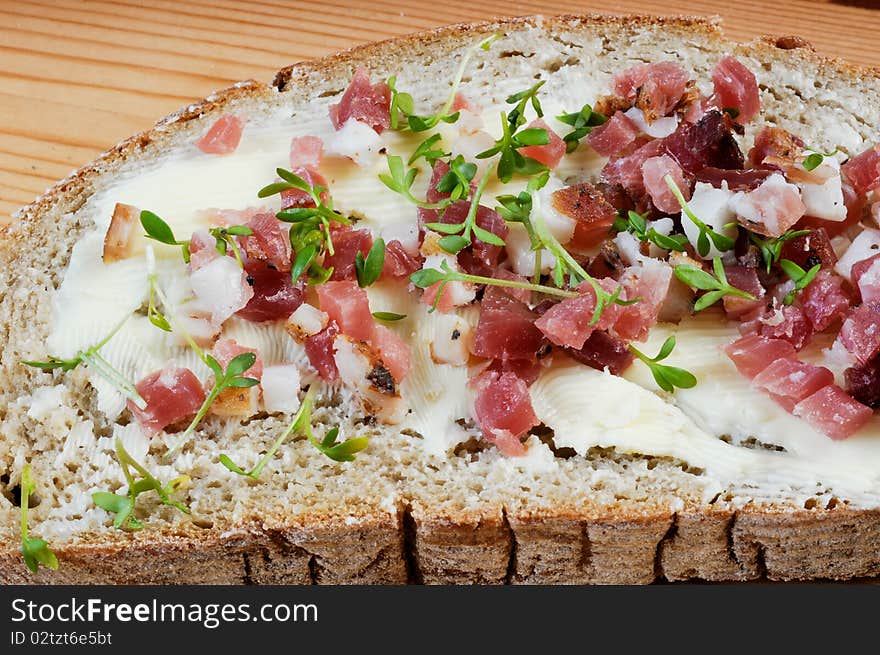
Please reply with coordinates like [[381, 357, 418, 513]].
[[2, 0, 879, 223]]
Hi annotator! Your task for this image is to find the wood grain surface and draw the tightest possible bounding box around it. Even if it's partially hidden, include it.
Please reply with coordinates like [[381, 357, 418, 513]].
[[2, 0, 879, 223]]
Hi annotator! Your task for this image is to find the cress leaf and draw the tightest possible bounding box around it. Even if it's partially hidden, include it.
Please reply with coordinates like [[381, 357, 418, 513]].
[[140, 210, 178, 246], [224, 352, 257, 379], [372, 311, 407, 321], [674, 266, 721, 291]]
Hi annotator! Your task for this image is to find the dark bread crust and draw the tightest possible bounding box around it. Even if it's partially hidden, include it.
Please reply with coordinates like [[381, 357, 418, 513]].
[[2, 14, 880, 585]]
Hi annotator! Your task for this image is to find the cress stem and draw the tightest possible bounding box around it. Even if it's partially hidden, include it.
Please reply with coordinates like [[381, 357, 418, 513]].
[[79, 350, 147, 410], [446, 268, 579, 298], [165, 383, 222, 459]]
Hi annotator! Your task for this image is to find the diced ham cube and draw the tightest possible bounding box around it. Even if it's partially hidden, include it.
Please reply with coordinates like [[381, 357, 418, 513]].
[[837, 301, 880, 365], [551, 182, 618, 251], [472, 287, 545, 360], [612, 61, 690, 119], [752, 357, 834, 411], [724, 334, 797, 379], [188, 229, 220, 271], [304, 323, 339, 382], [844, 357, 880, 408], [641, 154, 689, 213], [587, 111, 641, 157], [328, 66, 391, 134], [565, 330, 635, 376], [238, 212, 292, 272], [196, 114, 244, 155], [778, 228, 837, 271], [211, 339, 263, 379], [382, 240, 422, 279], [793, 385, 873, 440], [613, 260, 673, 341], [237, 259, 304, 323], [661, 110, 745, 174], [740, 305, 813, 351], [801, 269, 851, 331], [707, 56, 760, 123], [722, 265, 765, 320], [841, 144, 880, 196], [748, 126, 804, 169], [518, 118, 566, 169], [290, 135, 323, 169], [534, 285, 602, 350], [370, 325, 411, 383], [324, 227, 373, 281], [315, 280, 375, 343], [601, 137, 664, 200], [129, 366, 206, 434], [471, 370, 539, 457]]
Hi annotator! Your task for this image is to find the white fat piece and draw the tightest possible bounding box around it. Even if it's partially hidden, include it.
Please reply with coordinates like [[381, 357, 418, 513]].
[[378, 220, 420, 255], [286, 303, 329, 339], [324, 118, 384, 166], [798, 152, 846, 222], [261, 364, 302, 414], [532, 176, 577, 244], [505, 223, 556, 276], [682, 182, 738, 260], [729, 173, 802, 236], [189, 255, 254, 324], [835, 228, 880, 280], [624, 107, 679, 138], [333, 335, 406, 424]]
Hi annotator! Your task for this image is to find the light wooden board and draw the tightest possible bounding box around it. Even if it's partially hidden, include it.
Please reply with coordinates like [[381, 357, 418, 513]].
[[2, 0, 879, 222]]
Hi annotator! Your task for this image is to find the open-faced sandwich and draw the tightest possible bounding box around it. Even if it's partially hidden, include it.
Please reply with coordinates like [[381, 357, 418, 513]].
[[2, 15, 880, 584]]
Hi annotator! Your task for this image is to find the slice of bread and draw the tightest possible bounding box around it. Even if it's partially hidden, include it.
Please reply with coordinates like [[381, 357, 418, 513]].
[[2, 14, 879, 585]]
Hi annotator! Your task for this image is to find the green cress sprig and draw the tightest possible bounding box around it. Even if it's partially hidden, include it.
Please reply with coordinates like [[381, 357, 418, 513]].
[[424, 168, 506, 254], [258, 167, 351, 284], [140, 210, 253, 268], [629, 336, 697, 394], [494, 172, 635, 323], [495, 172, 551, 283], [355, 238, 386, 288], [802, 149, 838, 172], [220, 386, 368, 479], [144, 244, 172, 332], [674, 258, 757, 312], [779, 259, 821, 305], [93, 438, 190, 531], [380, 152, 473, 211], [23, 318, 146, 410], [387, 33, 499, 132], [750, 229, 810, 273], [613, 210, 689, 252], [19, 465, 58, 574], [556, 103, 607, 153], [141, 210, 191, 262], [410, 259, 578, 312], [664, 175, 736, 257], [477, 111, 550, 183], [408, 133, 450, 167], [164, 353, 259, 459]]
